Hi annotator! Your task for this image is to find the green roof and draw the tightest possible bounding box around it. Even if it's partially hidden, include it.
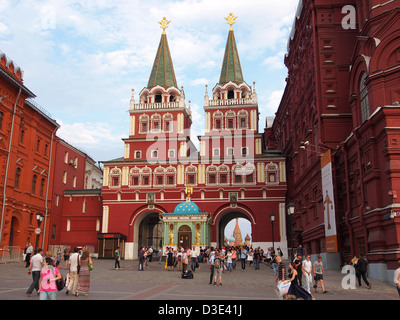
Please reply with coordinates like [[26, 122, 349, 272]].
[[147, 33, 178, 89], [219, 30, 244, 85]]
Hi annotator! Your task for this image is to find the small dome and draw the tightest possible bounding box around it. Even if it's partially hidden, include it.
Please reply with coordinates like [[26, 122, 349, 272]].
[[245, 234, 251, 240], [173, 201, 201, 215]]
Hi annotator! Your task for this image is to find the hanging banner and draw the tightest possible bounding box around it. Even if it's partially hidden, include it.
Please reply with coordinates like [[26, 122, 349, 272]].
[[321, 150, 338, 253]]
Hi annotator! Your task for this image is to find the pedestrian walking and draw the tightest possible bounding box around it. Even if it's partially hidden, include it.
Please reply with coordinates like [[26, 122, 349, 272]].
[[275, 255, 286, 282], [313, 256, 327, 294], [25, 242, 33, 268], [77, 250, 92, 296], [253, 248, 260, 270], [56, 248, 63, 269], [38, 257, 62, 300], [63, 245, 70, 269], [247, 249, 253, 266], [208, 247, 215, 284], [294, 254, 303, 286], [190, 246, 198, 272], [275, 255, 288, 298], [138, 246, 145, 271], [115, 247, 121, 269], [394, 258, 400, 298], [353, 255, 371, 289], [158, 247, 163, 264], [240, 246, 247, 271], [66, 247, 80, 296], [231, 248, 237, 270], [213, 251, 223, 286], [226, 249, 233, 273], [182, 249, 188, 273], [266, 247, 272, 267], [287, 262, 314, 300], [25, 248, 44, 297], [302, 255, 313, 293], [271, 249, 277, 276], [166, 248, 174, 271]]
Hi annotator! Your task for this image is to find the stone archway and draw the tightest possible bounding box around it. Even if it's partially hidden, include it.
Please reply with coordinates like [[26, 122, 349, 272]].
[[138, 212, 163, 252], [129, 205, 167, 260], [217, 211, 251, 248]]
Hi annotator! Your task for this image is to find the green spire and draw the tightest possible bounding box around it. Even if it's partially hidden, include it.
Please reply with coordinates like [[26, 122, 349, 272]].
[[219, 28, 244, 85], [147, 24, 178, 89]]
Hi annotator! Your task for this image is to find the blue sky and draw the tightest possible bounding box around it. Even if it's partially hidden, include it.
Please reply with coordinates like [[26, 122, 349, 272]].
[[1, 0, 299, 164]]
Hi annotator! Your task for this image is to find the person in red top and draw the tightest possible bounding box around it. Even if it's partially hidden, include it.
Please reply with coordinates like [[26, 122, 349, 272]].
[[38, 257, 62, 300]]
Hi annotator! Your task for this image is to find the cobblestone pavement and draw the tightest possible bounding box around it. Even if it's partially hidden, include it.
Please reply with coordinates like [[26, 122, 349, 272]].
[[0, 257, 398, 302]]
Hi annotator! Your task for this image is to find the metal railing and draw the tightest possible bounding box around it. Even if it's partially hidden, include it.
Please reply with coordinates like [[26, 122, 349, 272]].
[[0, 246, 23, 263]]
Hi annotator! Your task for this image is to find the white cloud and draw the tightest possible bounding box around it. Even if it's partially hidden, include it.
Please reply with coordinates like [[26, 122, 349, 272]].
[[262, 52, 287, 70]]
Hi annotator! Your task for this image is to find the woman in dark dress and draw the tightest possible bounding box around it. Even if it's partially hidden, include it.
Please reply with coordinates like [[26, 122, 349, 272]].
[[167, 248, 174, 271], [287, 262, 315, 300]]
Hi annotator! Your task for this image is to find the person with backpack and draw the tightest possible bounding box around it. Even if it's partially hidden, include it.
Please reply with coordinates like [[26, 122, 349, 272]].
[[213, 251, 223, 286], [208, 247, 215, 284], [38, 257, 62, 300]]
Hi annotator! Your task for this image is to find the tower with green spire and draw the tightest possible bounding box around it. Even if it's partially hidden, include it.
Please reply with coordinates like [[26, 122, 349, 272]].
[[200, 13, 262, 163], [147, 17, 178, 89], [124, 17, 195, 162], [219, 13, 244, 85]]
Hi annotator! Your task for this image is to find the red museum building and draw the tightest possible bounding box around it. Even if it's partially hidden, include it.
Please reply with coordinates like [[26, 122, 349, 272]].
[[268, 0, 400, 281]]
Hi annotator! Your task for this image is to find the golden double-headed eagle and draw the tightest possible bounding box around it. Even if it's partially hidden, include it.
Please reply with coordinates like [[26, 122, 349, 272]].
[[159, 17, 171, 34], [225, 13, 238, 30]]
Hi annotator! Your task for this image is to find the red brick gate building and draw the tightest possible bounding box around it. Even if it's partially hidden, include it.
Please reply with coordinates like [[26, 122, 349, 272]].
[[101, 16, 288, 260]]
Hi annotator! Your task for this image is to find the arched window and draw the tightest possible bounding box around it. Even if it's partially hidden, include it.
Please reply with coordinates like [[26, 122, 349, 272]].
[[15, 168, 21, 189], [360, 73, 369, 123], [225, 110, 236, 129], [40, 178, 45, 197], [109, 168, 121, 188], [151, 114, 161, 132], [139, 114, 149, 133], [213, 111, 224, 130], [154, 93, 162, 103], [32, 174, 37, 194]]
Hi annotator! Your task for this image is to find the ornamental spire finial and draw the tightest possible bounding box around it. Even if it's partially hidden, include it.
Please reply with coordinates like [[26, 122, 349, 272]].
[[159, 17, 171, 34], [225, 13, 238, 31]]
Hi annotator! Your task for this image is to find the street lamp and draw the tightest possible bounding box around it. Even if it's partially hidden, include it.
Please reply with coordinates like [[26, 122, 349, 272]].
[[270, 211, 275, 250], [35, 212, 44, 251], [287, 203, 295, 260], [36, 212, 44, 228]]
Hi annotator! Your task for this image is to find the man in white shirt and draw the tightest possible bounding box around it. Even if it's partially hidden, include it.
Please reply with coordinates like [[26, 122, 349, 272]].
[[302, 255, 313, 293], [26, 248, 43, 296], [25, 242, 33, 267], [66, 247, 80, 296], [190, 246, 198, 272]]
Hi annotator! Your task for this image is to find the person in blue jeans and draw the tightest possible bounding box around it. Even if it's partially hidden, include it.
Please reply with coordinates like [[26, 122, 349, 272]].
[[240, 247, 248, 271], [271, 250, 278, 276]]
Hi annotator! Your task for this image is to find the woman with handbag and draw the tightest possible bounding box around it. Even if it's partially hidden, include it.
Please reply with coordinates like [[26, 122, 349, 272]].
[[76, 250, 92, 296], [38, 257, 62, 300]]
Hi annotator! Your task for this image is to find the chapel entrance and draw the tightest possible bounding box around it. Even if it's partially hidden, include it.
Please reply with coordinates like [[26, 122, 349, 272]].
[[178, 225, 192, 249]]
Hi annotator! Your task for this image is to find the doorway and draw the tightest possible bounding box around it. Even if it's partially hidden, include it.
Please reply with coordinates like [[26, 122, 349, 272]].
[[138, 212, 163, 251], [178, 225, 192, 249]]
